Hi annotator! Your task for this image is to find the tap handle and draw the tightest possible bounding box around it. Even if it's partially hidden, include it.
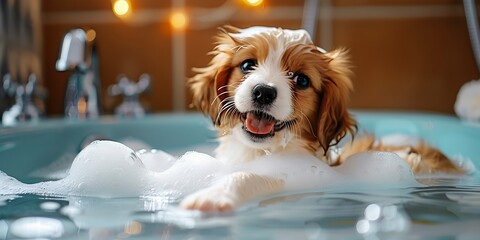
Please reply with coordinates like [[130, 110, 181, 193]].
[[137, 74, 151, 94], [108, 75, 131, 96], [25, 73, 37, 96], [108, 74, 151, 97], [108, 74, 151, 118], [3, 74, 18, 97]]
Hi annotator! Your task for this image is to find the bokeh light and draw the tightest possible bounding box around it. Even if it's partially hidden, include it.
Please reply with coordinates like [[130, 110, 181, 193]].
[[243, 0, 264, 7], [113, 0, 130, 17], [86, 29, 96, 42], [170, 11, 188, 30]]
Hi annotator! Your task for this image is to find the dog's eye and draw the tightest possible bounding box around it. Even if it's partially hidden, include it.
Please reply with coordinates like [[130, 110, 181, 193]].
[[240, 59, 257, 74], [292, 73, 310, 89]]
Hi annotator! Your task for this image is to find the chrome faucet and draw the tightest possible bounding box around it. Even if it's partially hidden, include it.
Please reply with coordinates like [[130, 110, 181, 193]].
[[56, 29, 101, 119], [108, 74, 150, 118], [2, 73, 41, 126]]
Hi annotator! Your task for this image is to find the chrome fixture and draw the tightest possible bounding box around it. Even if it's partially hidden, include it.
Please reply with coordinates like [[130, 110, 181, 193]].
[[302, 0, 319, 42], [2, 73, 41, 126], [108, 74, 150, 118], [464, 0, 480, 74], [56, 28, 101, 119]]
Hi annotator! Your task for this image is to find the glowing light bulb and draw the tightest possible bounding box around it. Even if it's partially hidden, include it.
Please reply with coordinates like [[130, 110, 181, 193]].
[[113, 0, 130, 17], [170, 11, 188, 30], [243, 0, 263, 7]]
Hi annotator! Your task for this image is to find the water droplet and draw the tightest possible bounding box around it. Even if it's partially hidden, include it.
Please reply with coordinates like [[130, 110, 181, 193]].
[[137, 149, 147, 155], [10, 217, 64, 238], [356, 203, 410, 237], [365, 204, 381, 221], [60, 205, 82, 216], [356, 219, 373, 234], [304, 221, 326, 239]]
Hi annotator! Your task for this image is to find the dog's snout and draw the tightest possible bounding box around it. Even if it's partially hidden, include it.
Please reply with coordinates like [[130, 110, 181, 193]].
[[252, 84, 277, 105]]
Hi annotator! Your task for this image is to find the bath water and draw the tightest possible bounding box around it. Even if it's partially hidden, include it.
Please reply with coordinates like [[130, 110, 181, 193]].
[[0, 141, 479, 239]]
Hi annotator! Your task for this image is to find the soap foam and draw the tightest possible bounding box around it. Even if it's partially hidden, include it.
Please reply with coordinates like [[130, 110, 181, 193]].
[[0, 140, 420, 200]]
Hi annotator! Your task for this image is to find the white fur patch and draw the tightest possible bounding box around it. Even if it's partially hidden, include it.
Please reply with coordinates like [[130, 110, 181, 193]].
[[231, 26, 313, 46], [233, 46, 292, 120]]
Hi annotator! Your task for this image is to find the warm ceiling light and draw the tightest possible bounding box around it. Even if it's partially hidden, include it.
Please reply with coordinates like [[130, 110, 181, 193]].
[[170, 11, 188, 30], [113, 0, 130, 17], [243, 0, 263, 7]]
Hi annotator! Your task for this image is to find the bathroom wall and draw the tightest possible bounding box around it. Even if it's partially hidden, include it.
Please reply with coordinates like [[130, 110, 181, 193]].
[[40, 0, 477, 116]]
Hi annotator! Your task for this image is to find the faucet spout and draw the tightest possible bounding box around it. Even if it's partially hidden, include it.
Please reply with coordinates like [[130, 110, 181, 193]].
[[57, 29, 101, 119]]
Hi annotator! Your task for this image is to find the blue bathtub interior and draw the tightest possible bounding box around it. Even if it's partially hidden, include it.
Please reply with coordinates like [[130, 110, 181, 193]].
[[0, 111, 480, 239]]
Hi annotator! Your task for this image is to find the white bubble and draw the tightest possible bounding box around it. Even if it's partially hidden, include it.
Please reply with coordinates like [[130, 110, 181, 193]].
[[365, 204, 382, 221], [10, 217, 64, 238], [64, 140, 150, 197], [60, 205, 82, 216], [40, 201, 61, 211], [357, 203, 410, 237], [304, 222, 326, 239], [356, 219, 373, 234]]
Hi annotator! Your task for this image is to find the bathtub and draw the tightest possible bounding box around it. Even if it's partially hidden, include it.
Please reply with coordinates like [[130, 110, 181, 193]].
[[0, 111, 480, 239]]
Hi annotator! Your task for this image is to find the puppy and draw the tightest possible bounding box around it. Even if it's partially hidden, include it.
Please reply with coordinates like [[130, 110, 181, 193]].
[[181, 26, 462, 212]]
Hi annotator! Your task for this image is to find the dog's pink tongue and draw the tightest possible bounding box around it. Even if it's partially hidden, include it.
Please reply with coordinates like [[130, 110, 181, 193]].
[[245, 112, 275, 135]]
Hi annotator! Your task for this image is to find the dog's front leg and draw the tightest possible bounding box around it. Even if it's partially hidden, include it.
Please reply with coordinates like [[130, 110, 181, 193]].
[[180, 172, 284, 212]]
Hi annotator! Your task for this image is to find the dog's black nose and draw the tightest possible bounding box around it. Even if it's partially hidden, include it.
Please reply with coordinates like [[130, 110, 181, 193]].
[[252, 84, 277, 105]]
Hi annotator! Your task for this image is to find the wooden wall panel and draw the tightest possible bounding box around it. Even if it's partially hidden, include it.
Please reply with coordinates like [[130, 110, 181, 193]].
[[333, 17, 477, 113]]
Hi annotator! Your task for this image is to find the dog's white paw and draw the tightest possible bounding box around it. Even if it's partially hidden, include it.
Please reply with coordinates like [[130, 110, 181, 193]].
[[180, 187, 237, 212]]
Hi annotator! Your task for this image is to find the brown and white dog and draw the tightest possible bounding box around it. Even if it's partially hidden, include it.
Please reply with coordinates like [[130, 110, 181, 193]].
[[181, 26, 463, 212]]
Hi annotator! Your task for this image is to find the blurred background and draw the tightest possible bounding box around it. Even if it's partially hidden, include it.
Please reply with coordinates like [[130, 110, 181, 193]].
[[0, 0, 478, 120]]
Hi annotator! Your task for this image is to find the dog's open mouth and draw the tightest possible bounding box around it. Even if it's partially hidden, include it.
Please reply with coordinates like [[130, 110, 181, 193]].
[[240, 111, 291, 139]]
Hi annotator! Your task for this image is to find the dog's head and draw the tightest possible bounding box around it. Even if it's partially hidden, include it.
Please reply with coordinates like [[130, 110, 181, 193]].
[[189, 26, 356, 154]]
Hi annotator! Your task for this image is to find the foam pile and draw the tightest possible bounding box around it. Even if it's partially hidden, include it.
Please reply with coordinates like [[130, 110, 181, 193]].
[[0, 140, 419, 199]]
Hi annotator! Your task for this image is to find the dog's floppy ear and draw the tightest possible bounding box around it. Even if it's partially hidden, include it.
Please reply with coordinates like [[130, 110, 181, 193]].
[[188, 29, 237, 126], [316, 49, 357, 153]]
